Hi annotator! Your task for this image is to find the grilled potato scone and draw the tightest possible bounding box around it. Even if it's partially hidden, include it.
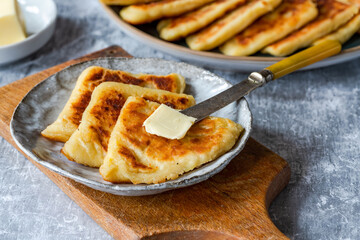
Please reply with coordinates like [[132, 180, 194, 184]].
[[41, 66, 186, 142], [99, 97, 243, 184], [120, 0, 215, 25], [313, 13, 360, 45], [61, 83, 195, 167], [157, 0, 246, 41], [186, 0, 282, 51], [101, 0, 159, 5], [263, 0, 358, 56], [349, 0, 360, 8], [220, 0, 318, 56]]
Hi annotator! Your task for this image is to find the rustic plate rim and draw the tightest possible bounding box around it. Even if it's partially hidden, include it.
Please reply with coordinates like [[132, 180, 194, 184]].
[[10, 57, 252, 195]]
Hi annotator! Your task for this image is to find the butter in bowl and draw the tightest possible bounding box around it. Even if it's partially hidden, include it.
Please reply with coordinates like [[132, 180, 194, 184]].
[[0, 0, 57, 65], [0, 0, 27, 46]]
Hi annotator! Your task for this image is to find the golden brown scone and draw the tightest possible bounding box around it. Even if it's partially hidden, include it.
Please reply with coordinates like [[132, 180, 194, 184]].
[[220, 0, 318, 56], [101, 0, 159, 5], [349, 0, 360, 7], [157, 0, 246, 41], [41, 66, 186, 142], [313, 13, 360, 45], [263, 0, 358, 56], [185, 0, 282, 51], [120, 0, 215, 25], [61, 83, 195, 167], [99, 96, 243, 184]]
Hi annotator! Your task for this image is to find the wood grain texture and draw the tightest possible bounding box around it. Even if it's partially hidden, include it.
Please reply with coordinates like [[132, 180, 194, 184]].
[[0, 46, 290, 240]]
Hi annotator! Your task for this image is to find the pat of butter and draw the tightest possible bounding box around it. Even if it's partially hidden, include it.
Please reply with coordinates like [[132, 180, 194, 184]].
[[143, 104, 196, 140], [0, 0, 26, 47]]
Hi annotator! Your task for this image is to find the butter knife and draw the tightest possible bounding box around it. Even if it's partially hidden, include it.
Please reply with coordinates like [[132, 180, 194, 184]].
[[181, 40, 342, 122]]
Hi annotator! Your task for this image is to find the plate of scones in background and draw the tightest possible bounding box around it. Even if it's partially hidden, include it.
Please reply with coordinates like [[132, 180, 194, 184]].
[[100, 0, 360, 71]]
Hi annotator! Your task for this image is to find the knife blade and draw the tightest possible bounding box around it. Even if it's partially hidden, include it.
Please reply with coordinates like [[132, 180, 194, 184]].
[[180, 70, 271, 122]]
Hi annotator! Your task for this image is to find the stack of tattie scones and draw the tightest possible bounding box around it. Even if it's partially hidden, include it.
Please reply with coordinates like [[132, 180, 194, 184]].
[[41, 67, 243, 184], [102, 0, 360, 56]]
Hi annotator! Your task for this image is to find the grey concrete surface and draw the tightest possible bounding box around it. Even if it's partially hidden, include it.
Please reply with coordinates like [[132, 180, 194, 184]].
[[0, 0, 359, 239]]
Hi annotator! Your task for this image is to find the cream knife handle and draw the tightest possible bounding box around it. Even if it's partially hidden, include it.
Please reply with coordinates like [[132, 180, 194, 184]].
[[263, 40, 342, 80]]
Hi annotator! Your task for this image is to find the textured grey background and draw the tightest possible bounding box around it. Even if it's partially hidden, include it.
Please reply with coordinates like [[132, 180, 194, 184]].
[[0, 0, 359, 239]]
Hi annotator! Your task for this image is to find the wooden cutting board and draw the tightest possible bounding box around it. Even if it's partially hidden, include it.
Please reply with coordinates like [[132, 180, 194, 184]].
[[0, 46, 290, 240]]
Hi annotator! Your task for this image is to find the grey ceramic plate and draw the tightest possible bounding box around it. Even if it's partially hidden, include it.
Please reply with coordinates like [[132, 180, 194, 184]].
[[100, 3, 360, 72], [10, 58, 252, 196]]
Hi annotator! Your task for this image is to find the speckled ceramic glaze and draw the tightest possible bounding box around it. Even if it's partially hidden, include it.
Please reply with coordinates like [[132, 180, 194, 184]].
[[10, 58, 252, 196]]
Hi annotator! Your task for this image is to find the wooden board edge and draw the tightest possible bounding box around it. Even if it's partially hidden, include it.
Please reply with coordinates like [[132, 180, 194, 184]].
[[4, 135, 141, 239]]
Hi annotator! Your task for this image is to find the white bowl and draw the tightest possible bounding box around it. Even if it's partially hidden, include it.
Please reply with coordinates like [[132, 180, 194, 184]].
[[0, 0, 57, 65]]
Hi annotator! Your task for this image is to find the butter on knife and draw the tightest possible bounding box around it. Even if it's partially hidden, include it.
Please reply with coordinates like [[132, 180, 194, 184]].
[[0, 0, 27, 47], [143, 104, 196, 140]]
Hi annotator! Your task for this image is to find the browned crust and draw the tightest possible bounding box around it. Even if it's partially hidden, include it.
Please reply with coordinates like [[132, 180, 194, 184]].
[[68, 67, 182, 126], [120, 98, 227, 162], [134, 0, 177, 9], [234, 0, 310, 46], [188, 0, 261, 45], [88, 91, 127, 151], [166, 0, 245, 29], [101, 0, 159, 5], [100, 96, 240, 184], [269, 0, 353, 50], [118, 146, 153, 170], [70, 91, 93, 126], [142, 94, 190, 110]]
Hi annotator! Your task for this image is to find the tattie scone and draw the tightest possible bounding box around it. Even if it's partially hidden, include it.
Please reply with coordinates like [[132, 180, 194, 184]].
[[41, 66, 186, 142], [120, 0, 215, 25], [262, 0, 358, 56], [61, 82, 195, 168], [103, 0, 360, 56], [313, 13, 360, 45], [157, 0, 246, 41], [220, 0, 318, 56], [100, 0, 158, 5], [99, 96, 243, 184], [185, 0, 282, 51]]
